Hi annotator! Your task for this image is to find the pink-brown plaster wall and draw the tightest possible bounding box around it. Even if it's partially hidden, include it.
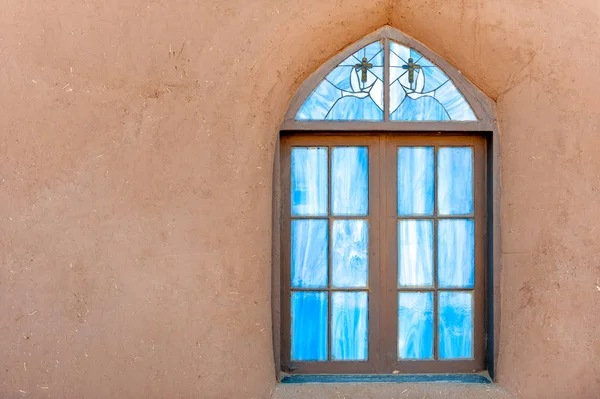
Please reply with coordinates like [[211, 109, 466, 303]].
[[0, 1, 598, 398]]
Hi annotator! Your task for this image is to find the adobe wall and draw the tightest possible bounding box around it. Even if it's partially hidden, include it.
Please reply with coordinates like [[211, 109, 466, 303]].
[[0, 1, 598, 398]]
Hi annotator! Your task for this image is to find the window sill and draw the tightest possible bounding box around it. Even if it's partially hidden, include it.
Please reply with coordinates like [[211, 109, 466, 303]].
[[272, 374, 515, 399], [280, 373, 491, 384]]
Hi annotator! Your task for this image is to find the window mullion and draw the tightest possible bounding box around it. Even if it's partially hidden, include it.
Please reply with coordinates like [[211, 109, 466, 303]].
[[327, 146, 332, 361], [433, 145, 439, 361], [377, 134, 389, 372], [380, 134, 398, 371], [384, 38, 390, 122]]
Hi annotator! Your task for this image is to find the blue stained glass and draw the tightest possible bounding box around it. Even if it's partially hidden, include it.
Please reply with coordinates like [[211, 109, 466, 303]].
[[296, 80, 342, 120], [438, 219, 474, 288], [389, 41, 477, 121], [291, 292, 328, 361], [326, 94, 382, 121], [413, 56, 436, 68], [363, 43, 383, 63], [421, 67, 450, 92], [391, 96, 450, 121], [296, 40, 476, 121], [437, 147, 473, 215], [370, 66, 384, 80], [332, 147, 368, 216], [398, 292, 434, 359], [331, 292, 368, 361], [390, 41, 410, 65], [296, 41, 384, 121], [397, 147, 434, 215], [332, 220, 368, 288], [398, 220, 433, 287], [291, 147, 327, 216], [292, 219, 329, 288], [326, 67, 354, 91], [389, 80, 406, 115], [435, 81, 477, 121], [438, 291, 473, 359]]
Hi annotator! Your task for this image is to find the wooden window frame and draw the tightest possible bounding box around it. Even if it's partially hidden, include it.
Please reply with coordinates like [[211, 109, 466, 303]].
[[279, 134, 486, 375], [272, 26, 500, 380]]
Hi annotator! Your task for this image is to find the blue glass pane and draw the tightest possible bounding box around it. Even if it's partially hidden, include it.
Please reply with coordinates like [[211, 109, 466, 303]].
[[435, 81, 477, 121], [362, 42, 383, 64], [297, 41, 384, 121], [332, 220, 368, 288], [296, 80, 342, 120], [398, 292, 434, 359], [410, 49, 424, 62], [331, 292, 368, 361], [291, 147, 327, 216], [326, 94, 383, 120], [438, 291, 473, 359], [327, 66, 355, 91], [292, 220, 329, 288], [397, 147, 434, 216], [437, 147, 473, 215], [391, 96, 450, 121], [388, 41, 477, 121], [390, 41, 410, 65], [438, 219, 474, 288], [389, 80, 407, 115], [291, 292, 328, 361], [332, 147, 368, 216], [421, 67, 450, 92], [398, 220, 433, 287]]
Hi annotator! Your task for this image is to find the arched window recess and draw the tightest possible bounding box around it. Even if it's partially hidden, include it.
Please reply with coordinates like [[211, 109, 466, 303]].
[[274, 26, 501, 380], [282, 26, 496, 132]]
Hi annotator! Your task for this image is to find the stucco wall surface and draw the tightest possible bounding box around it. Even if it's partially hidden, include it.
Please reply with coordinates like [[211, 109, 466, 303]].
[[0, 1, 599, 398], [271, 382, 515, 399]]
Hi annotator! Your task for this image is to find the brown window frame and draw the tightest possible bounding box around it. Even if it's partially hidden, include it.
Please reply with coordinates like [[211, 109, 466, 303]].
[[279, 133, 487, 375]]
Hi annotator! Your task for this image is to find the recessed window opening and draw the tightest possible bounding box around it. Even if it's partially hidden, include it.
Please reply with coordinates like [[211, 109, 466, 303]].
[[276, 27, 497, 377]]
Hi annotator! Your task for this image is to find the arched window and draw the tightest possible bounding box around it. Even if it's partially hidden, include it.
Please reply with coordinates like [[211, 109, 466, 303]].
[[275, 27, 498, 378], [295, 40, 475, 121]]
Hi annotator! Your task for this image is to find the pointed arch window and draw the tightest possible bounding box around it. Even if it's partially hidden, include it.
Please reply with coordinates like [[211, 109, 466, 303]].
[[276, 27, 498, 379], [293, 40, 477, 122]]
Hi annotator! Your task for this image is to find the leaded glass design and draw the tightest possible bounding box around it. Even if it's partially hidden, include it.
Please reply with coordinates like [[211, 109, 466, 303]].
[[290, 146, 369, 362], [294, 40, 477, 122], [389, 42, 476, 121], [296, 42, 384, 121]]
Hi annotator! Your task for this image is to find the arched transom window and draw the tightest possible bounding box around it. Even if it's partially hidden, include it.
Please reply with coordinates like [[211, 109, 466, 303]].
[[277, 27, 496, 378], [296, 41, 476, 122]]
